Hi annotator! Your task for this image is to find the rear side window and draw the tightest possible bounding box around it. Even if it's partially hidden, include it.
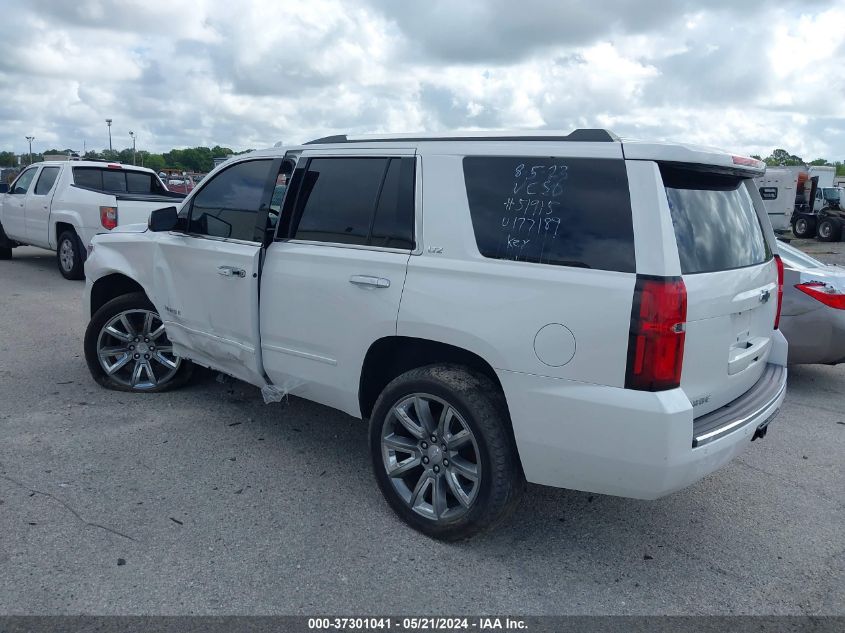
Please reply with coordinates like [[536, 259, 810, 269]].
[[34, 167, 60, 195], [73, 167, 164, 194], [662, 166, 771, 274], [463, 157, 635, 272], [290, 157, 415, 249]]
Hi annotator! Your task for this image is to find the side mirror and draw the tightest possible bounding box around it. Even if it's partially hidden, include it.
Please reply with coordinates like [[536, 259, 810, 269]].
[[0, 183, 8, 194], [148, 206, 179, 232]]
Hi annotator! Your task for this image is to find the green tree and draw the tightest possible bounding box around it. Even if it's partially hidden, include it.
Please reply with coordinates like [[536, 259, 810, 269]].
[[764, 148, 804, 166], [808, 158, 832, 166], [0, 151, 17, 167]]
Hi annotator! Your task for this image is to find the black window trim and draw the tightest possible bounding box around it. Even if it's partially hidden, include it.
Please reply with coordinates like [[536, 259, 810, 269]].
[[181, 157, 276, 245], [275, 153, 419, 254]]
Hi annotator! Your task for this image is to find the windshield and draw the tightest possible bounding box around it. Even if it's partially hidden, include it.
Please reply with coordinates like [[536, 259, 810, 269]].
[[822, 187, 840, 201]]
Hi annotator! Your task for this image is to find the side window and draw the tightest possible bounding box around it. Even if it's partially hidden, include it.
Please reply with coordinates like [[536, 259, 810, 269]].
[[290, 157, 415, 248], [463, 156, 636, 272], [73, 167, 103, 189], [34, 167, 60, 195], [370, 158, 415, 249], [11, 168, 37, 195], [759, 186, 778, 201], [102, 170, 128, 193], [188, 159, 273, 241]]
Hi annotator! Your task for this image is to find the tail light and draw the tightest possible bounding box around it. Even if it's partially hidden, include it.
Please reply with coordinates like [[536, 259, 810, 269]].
[[795, 281, 845, 309], [625, 276, 687, 391], [774, 255, 784, 329], [100, 206, 118, 230]]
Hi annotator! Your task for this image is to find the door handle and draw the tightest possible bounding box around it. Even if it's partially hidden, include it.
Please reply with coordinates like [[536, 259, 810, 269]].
[[349, 275, 390, 288], [218, 265, 246, 278]]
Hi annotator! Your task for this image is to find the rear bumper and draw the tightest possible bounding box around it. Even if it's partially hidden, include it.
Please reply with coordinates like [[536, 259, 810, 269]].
[[499, 362, 787, 500]]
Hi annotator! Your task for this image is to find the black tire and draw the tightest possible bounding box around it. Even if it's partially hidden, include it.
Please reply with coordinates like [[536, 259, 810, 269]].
[[0, 222, 13, 259], [816, 218, 841, 242], [369, 364, 524, 540], [792, 216, 815, 238], [84, 292, 193, 393], [56, 230, 85, 280]]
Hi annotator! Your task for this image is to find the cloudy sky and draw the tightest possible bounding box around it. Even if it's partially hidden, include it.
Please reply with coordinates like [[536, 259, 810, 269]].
[[2, 0, 845, 160]]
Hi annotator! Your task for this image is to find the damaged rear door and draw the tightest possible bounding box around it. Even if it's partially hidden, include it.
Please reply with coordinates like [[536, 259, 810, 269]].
[[152, 157, 277, 385]]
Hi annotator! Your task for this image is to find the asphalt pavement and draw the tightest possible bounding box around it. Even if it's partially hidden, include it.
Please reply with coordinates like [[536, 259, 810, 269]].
[[0, 246, 843, 615]]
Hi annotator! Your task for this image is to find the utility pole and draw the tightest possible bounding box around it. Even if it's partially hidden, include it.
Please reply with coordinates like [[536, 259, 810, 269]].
[[129, 130, 136, 165], [105, 118, 113, 156], [25, 136, 34, 165]]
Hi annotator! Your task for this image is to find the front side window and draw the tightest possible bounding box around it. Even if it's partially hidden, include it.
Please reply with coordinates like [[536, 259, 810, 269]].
[[188, 159, 273, 241], [290, 156, 415, 248], [662, 166, 770, 274], [34, 167, 60, 195], [11, 167, 37, 194], [463, 156, 635, 272]]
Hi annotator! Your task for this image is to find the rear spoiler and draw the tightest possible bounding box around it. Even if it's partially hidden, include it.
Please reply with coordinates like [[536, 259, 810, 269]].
[[622, 141, 766, 177]]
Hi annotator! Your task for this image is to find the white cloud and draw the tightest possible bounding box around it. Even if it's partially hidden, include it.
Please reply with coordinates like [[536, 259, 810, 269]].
[[0, 0, 843, 161]]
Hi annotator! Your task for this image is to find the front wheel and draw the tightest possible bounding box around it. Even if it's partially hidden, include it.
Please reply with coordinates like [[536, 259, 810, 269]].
[[57, 230, 85, 280], [792, 216, 815, 238], [84, 292, 193, 392], [369, 365, 524, 540]]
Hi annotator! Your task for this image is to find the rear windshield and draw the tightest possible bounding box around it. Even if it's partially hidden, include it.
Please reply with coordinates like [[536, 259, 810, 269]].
[[463, 156, 635, 272], [661, 166, 771, 274], [73, 167, 166, 194]]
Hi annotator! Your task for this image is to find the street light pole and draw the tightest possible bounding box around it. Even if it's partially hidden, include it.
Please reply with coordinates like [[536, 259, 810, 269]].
[[105, 119, 113, 156], [129, 130, 136, 165], [25, 136, 34, 165]]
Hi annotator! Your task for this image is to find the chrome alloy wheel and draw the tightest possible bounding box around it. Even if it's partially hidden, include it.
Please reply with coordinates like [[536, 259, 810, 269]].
[[96, 309, 180, 390], [381, 393, 482, 521], [59, 237, 75, 272]]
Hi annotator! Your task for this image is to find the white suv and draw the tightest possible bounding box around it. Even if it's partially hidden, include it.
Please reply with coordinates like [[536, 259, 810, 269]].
[[82, 130, 788, 539]]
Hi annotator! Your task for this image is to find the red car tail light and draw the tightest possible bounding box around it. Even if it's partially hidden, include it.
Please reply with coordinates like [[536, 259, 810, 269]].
[[100, 206, 118, 230], [795, 281, 845, 310], [625, 276, 687, 391]]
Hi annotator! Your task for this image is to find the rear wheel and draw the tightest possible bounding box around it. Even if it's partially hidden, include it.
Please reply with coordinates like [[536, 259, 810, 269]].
[[0, 246, 10, 260], [84, 292, 193, 392], [369, 364, 523, 540], [56, 230, 85, 280], [816, 218, 841, 242], [792, 216, 815, 238]]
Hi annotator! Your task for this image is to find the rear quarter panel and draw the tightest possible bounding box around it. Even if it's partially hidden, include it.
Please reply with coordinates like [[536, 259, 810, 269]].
[[399, 149, 637, 387]]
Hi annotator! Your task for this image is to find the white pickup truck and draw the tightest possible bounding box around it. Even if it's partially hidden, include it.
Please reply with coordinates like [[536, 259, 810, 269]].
[[0, 161, 184, 279]]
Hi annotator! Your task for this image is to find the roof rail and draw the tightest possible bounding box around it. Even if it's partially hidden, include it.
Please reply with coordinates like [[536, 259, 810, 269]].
[[305, 129, 620, 145]]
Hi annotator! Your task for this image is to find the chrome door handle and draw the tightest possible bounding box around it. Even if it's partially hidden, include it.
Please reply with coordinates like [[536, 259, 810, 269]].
[[218, 265, 246, 278], [349, 275, 390, 288]]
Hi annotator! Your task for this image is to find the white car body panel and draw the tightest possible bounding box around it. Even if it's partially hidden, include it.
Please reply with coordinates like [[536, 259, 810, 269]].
[[84, 131, 788, 499]]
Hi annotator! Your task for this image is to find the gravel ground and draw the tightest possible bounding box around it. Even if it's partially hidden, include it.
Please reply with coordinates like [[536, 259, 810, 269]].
[[0, 245, 843, 616]]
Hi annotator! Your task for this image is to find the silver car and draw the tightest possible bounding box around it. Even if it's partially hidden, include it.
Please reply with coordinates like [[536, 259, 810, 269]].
[[778, 240, 845, 364]]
